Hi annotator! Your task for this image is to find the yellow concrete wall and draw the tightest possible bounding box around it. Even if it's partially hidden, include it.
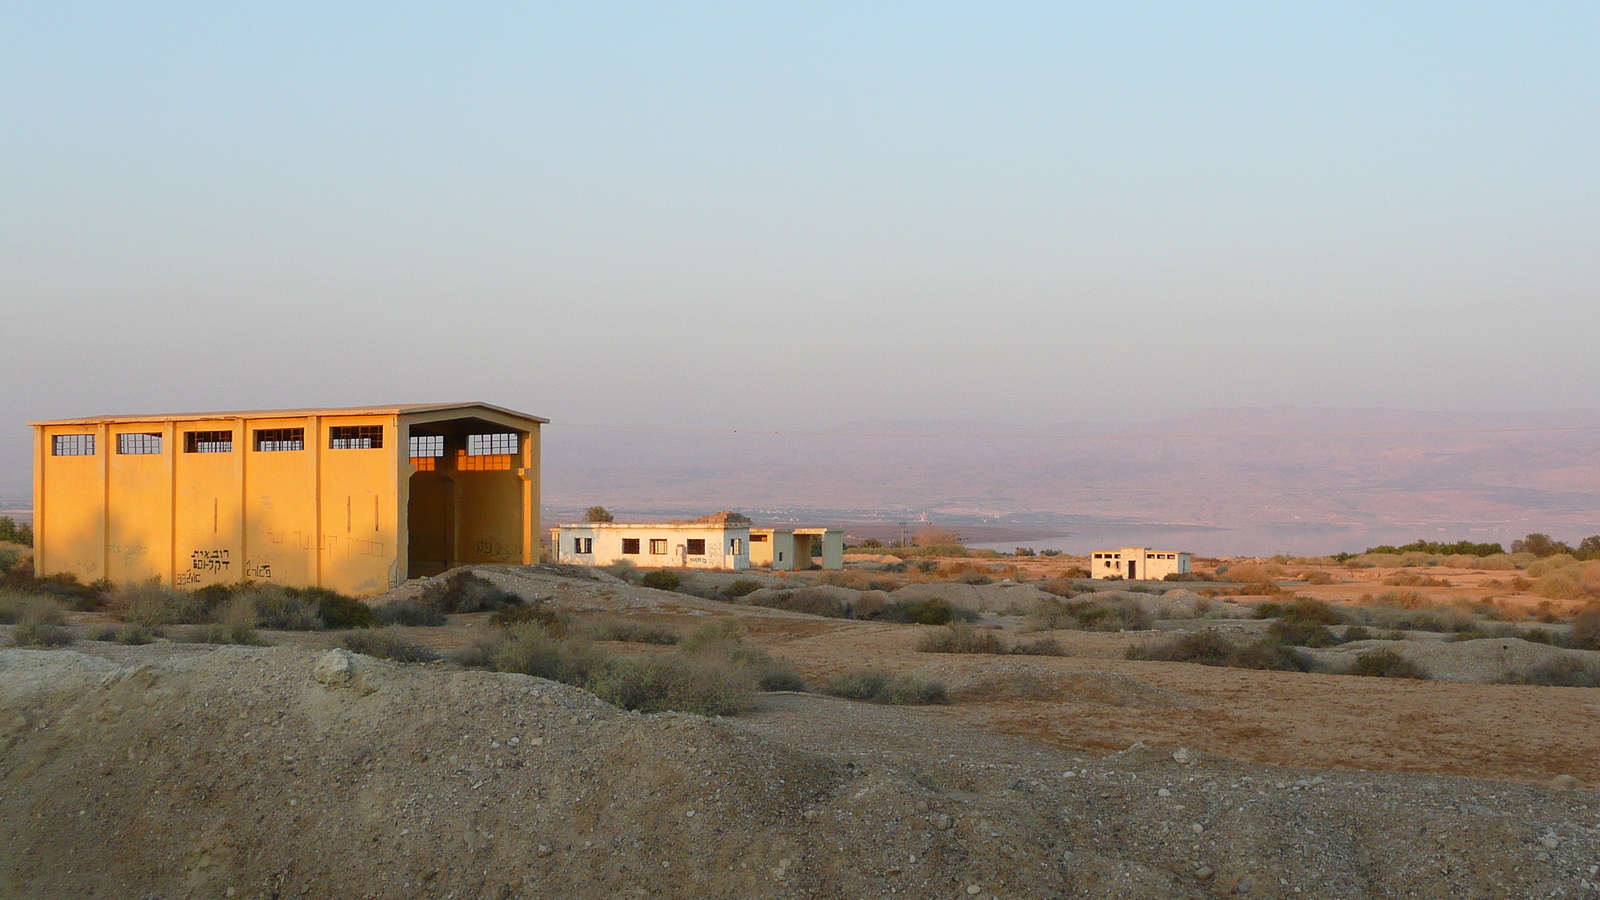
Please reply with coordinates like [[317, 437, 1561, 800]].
[[34, 425, 107, 582], [36, 406, 539, 596], [317, 416, 400, 595], [172, 419, 244, 589]]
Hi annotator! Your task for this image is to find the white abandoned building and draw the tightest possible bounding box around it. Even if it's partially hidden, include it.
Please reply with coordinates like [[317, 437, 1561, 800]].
[[550, 512, 842, 571], [1091, 547, 1192, 580]]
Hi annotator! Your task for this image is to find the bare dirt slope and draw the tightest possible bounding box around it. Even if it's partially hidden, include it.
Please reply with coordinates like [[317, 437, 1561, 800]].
[[3, 644, 1599, 900]]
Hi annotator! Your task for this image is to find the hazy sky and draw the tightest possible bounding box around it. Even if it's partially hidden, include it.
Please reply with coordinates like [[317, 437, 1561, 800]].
[[4, 2, 1598, 465]]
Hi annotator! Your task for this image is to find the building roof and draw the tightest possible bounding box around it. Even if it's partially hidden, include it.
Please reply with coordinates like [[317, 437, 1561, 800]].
[[29, 402, 549, 427]]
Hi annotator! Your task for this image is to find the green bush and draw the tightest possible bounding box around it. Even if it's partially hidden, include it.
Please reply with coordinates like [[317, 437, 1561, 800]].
[[822, 669, 948, 705], [0, 517, 32, 546], [1267, 619, 1341, 648], [916, 624, 1006, 654], [1343, 625, 1373, 642], [640, 570, 682, 592], [0, 564, 112, 610], [1348, 649, 1428, 679], [300, 587, 377, 629], [239, 585, 324, 630], [421, 570, 521, 613], [479, 623, 609, 682], [342, 627, 439, 662], [724, 579, 763, 598], [745, 588, 849, 619]]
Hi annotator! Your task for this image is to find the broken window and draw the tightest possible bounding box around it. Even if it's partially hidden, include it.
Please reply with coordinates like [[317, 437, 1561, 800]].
[[574, 537, 593, 554], [51, 434, 95, 456], [330, 425, 383, 449], [117, 433, 162, 455], [750, 534, 768, 543], [649, 539, 668, 555], [621, 538, 640, 555], [255, 428, 305, 452], [729, 538, 743, 554], [686, 539, 706, 555], [184, 431, 233, 453]]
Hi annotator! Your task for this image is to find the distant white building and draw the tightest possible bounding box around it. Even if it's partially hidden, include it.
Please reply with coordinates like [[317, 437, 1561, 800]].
[[750, 527, 844, 571], [548, 513, 845, 571], [550, 519, 751, 570], [1091, 547, 1191, 580]]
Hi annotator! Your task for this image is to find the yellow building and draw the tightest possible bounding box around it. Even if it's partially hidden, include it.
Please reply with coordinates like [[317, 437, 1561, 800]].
[[30, 403, 545, 597], [749, 528, 844, 571]]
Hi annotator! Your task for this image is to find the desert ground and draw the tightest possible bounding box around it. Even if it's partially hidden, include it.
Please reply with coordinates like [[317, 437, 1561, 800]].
[[4, 554, 1600, 898]]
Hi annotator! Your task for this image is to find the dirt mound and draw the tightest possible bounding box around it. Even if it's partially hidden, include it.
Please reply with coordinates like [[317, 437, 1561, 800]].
[[4, 644, 1597, 899], [1307, 637, 1599, 683]]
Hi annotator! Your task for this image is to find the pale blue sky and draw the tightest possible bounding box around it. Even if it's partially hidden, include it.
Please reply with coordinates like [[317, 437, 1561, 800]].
[[3, 2, 1597, 473]]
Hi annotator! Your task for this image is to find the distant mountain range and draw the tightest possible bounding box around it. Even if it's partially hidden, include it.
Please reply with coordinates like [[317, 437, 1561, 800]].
[[541, 407, 1600, 545]]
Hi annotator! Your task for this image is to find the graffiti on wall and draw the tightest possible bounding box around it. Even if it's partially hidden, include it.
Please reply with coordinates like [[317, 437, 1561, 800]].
[[108, 541, 148, 568], [192, 549, 231, 573], [474, 539, 517, 562], [245, 560, 274, 579]]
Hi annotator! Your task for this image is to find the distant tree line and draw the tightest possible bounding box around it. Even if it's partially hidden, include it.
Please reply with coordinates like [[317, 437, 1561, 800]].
[[1339, 533, 1600, 560]]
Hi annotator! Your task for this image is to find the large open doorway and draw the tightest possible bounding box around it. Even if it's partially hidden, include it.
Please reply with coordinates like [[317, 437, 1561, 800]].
[[405, 417, 529, 579]]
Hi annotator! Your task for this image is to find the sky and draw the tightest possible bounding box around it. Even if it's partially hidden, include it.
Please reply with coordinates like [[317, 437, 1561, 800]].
[[3, 2, 1598, 489]]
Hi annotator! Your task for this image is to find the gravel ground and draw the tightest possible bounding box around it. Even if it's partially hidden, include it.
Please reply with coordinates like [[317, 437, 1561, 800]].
[[3, 643, 1599, 899]]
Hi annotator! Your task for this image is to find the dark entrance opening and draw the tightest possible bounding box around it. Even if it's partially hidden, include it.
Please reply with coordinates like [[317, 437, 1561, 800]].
[[1127, 561, 1137, 580], [405, 417, 527, 579]]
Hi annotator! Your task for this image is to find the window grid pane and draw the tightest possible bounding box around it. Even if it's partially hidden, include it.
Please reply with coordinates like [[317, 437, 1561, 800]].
[[408, 435, 445, 457], [255, 428, 305, 452], [51, 434, 96, 456], [184, 431, 233, 453], [117, 433, 163, 455], [329, 425, 384, 450], [466, 433, 518, 456]]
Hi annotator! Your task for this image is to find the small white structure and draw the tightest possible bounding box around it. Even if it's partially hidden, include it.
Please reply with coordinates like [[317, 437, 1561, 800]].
[[749, 527, 844, 571], [550, 518, 751, 570], [1091, 547, 1191, 580]]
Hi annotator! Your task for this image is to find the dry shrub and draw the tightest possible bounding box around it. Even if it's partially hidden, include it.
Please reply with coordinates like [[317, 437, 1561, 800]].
[[588, 654, 758, 716], [0, 592, 66, 626], [1526, 554, 1581, 577], [1348, 649, 1428, 679], [1125, 631, 1307, 671], [10, 619, 75, 647], [852, 591, 889, 619], [1301, 570, 1334, 585], [1027, 596, 1149, 632], [959, 672, 1061, 701], [183, 598, 265, 645], [587, 620, 680, 645], [342, 627, 440, 663], [421, 570, 521, 613], [489, 598, 568, 633], [1010, 637, 1066, 656], [822, 670, 948, 705], [1533, 570, 1586, 601], [1383, 572, 1452, 587], [723, 579, 763, 598], [1375, 589, 1426, 609], [377, 600, 448, 627], [90, 624, 159, 645], [105, 580, 209, 626], [238, 584, 324, 630], [1040, 576, 1083, 598], [1508, 657, 1600, 687], [916, 624, 1005, 655], [746, 588, 848, 619], [1568, 608, 1600, 651], [1220, 563, 1284, 584], [814, 569, 901, 592], [1474, 554, 1518, 570]]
